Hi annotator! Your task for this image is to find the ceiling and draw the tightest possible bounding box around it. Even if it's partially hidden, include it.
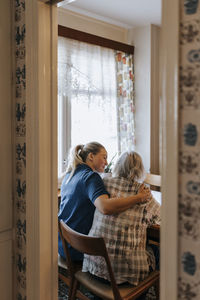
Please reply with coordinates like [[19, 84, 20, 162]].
[[60, 0, 162, 29]]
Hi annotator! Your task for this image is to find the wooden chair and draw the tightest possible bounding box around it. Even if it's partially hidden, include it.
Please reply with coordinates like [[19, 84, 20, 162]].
[[58, 221, 84, 300], [144, 173, 161, 191], [60, 220, 160, 300]]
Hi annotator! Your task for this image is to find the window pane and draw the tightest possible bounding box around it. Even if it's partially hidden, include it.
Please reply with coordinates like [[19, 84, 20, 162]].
[[71, 95, 118, 163], [58, 37, 119, 177]]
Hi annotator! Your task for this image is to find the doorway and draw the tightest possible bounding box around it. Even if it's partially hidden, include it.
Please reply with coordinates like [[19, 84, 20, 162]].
[[25, 0, 179, 299]]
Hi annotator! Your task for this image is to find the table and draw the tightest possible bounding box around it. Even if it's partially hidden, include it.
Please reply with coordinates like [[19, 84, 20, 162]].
[[147, 191, 161, 245]]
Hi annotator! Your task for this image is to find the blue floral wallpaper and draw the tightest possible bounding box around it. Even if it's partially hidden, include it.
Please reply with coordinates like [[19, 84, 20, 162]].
[[179, 0, 200, 298], [15, 0, 26, 299]]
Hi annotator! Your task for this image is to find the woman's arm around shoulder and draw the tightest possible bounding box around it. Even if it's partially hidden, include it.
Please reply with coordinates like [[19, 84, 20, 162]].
[[94, 185, 151, 215]]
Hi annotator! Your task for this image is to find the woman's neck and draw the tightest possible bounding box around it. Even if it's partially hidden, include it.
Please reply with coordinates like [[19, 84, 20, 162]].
[[85, 160, 94, 171]]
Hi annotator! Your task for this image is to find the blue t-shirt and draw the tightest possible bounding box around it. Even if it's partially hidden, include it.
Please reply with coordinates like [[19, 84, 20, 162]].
[[58, 164, 109, 261]]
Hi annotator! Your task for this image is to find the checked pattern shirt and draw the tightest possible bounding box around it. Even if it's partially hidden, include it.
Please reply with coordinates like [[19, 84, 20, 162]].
[[82, 176, 161, 285]]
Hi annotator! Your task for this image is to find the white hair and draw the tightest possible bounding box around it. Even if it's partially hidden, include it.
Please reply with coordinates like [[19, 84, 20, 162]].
[[112, 151, 145, 182]]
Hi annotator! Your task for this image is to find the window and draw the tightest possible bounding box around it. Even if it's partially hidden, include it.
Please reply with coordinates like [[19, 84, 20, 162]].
[[58, 37, 118, 178], [57, 28, 135, 180]]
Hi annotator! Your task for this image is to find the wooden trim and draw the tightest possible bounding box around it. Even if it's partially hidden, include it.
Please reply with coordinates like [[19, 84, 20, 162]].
[[51, 5, 59, 300], [44, 0, 65, 4], [58, 24, 134, 54], [26, 2, 58, 300], [160, 0, 179, 299]]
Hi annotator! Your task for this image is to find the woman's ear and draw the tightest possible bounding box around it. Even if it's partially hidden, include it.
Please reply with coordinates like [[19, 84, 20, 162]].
[[87, 152, 94, 162]]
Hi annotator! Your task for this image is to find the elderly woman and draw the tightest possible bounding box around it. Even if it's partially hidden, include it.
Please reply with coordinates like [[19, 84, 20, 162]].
[[82, 151, 161, 286]]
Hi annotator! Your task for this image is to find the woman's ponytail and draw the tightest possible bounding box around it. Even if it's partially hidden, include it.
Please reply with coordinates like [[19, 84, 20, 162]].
[[64, 141, 105, 184]]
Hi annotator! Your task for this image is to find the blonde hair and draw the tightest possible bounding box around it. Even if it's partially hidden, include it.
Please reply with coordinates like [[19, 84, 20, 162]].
[[65, 142, 105, 183], [112, 151, 145, 182]]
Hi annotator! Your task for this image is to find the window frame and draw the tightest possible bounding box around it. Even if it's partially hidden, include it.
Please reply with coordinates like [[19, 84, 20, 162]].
[[57, 27, 135, 178]]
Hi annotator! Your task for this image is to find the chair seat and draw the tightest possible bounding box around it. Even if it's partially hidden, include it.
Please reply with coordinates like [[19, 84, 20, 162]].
[[75, 270, 160, 300]]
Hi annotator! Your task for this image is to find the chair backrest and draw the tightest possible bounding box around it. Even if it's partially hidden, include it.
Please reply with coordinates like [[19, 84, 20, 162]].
[[60, 220, 122, 300], [58, 220, 75, 276], [144, 173, 161, 189]]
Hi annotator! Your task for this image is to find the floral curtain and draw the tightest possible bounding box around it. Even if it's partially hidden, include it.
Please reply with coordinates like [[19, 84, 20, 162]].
[[115, 51, 135, 154]]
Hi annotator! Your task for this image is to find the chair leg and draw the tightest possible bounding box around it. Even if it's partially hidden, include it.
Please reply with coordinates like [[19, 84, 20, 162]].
[[67, 277, 75, 300], [70, 278, 79, 300], [154, 279, 160, 299]]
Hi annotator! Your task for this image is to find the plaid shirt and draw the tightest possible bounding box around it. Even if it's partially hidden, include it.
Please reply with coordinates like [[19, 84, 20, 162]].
[[82, 176, 161, 285]]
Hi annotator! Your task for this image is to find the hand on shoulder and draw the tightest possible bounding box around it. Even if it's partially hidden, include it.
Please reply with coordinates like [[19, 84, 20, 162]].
[[137, 184, 151, 204]]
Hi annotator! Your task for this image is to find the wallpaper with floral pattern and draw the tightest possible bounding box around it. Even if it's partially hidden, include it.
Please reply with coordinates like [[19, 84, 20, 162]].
[[15, 0, 26, 300], [179, 0, 200, 298]]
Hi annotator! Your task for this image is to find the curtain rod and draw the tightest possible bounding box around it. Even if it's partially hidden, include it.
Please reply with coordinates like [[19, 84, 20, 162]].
[[40, 0, 67, 4], [58, 25, 134, 54]]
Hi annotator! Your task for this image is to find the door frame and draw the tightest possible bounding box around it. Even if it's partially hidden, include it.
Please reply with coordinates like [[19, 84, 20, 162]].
[[26, 0, 179, 299], [160, 0, 179, 299], [26, 1, 58, 300]]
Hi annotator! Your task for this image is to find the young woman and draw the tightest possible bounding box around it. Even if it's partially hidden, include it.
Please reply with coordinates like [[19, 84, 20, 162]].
[[82, 151, 161, 285], [58, 142, 150, 261]]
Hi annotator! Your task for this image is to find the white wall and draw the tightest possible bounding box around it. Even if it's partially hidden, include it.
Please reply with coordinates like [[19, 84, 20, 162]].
[[128, 25, 160, 173], [150, 25, 160, 174], [128, 25, 151, 172], [58, 7, 128, 43]]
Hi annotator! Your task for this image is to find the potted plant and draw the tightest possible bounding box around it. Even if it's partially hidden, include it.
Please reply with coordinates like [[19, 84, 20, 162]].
[[104, 153, 117, 174]]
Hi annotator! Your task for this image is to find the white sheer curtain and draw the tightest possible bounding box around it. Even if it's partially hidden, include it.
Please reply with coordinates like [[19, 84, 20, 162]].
[[58, 37, 118, 179]]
